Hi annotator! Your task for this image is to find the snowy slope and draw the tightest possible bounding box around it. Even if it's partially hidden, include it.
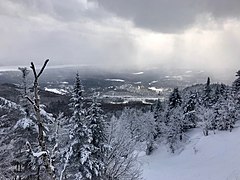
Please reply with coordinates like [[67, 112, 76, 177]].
[[140, 126, 240, 180]]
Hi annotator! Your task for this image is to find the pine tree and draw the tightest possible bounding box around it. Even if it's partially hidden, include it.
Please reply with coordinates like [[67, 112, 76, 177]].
[[153, 98, 163, 119], [67, 74, 107, 180], [183, 92, 197, 129], [164, 89, 186, 153], [165, 107, 185, 153], [0, 97, 38, 179], [212, 84, 227, 105], [213, 90, 236, 131], [232, 70, 240, 116], [139, 111, 156, 155], [85, 92, 106, 179], [212, 86, 221, 105], [66, 73, 94, 180], [202, 77, 212, 108], [169, 88, 182, 109], [153, 99, 164, 138], [232, 70, 240, 93], [69, 73, 84, 119]]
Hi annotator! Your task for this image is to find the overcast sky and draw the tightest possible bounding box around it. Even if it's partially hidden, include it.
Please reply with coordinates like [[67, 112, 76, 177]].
[[0, 0, 240, 74]]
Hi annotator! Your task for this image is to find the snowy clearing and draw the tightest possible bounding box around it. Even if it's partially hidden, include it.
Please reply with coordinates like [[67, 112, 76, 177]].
[[134, 81, 142, 84], [140, 126, 240, 180], [148, 87, 164, 93], [105, 79, 125, 82], [149, 80, 158, 85], [133, 72, 144, 75], [45, 87, 68, 95]]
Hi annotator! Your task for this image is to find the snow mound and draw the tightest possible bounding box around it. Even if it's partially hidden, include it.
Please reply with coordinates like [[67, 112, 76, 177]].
[[140, 126, 240, 180]]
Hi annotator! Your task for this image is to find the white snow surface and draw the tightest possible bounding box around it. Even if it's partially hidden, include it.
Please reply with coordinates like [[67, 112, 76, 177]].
[[133, 72, 144, 75], [148, 87, 164, 93], [149, 80, 158, 85], [45, 87, 68, 95], [140, 126, 240, 180], [105, 79, 125, 82]]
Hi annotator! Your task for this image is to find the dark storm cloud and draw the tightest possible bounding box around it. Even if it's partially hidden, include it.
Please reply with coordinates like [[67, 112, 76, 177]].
[[0, 0, 239, 75], [95, 0, 240, 32]]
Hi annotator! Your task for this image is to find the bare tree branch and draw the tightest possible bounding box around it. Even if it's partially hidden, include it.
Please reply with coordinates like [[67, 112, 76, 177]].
[[25, 96, 38, 110], [37, 59, 49, 78], [30, 62, 37, 79], [25, 96, 34, 105]]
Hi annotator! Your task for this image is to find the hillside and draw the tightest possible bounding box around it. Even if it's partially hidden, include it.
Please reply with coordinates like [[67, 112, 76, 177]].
[[140, 124, 240, 180]]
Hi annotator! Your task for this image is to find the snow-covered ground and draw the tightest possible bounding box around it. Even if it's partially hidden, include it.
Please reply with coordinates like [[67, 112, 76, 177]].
[[148, 87, 164, 93], [140, 125, 240, 180], [133, 72, 144, 75], [45, 87, 68, 95], [105, 79, 125, 82]]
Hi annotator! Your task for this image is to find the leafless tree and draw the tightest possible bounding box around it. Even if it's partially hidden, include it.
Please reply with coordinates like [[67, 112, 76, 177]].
[[26, 59, 55, 180]]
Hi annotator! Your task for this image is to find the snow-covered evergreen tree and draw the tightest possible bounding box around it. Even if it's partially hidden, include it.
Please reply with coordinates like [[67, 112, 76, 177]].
[[169, 88, 182, 109], [66, 73, 93, 180], [153, 98, 163, 119], [197, 107, 215, 136], [213, 91, 236, 131], [212, 84, 227, 105], [139, 111, 156, 155], [202, 77, 212, 108], [85, 92, 106, 179], [67, 74, 106, 180], [183, 92, 197, 129], [152, 99, 165, 138], [0, 97, 37, 179], [232, 70, 240, 93], [166, 107, 185, 153], [160, 89, 188, 153], [232, 70, 240, 117], [69, 73, 84, 119]]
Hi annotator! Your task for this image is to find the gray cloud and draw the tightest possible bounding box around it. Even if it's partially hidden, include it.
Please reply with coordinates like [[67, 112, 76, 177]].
[[0, 0, 239, 78], [95, 0, 240, 33], [0, 0, 138, 68]]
